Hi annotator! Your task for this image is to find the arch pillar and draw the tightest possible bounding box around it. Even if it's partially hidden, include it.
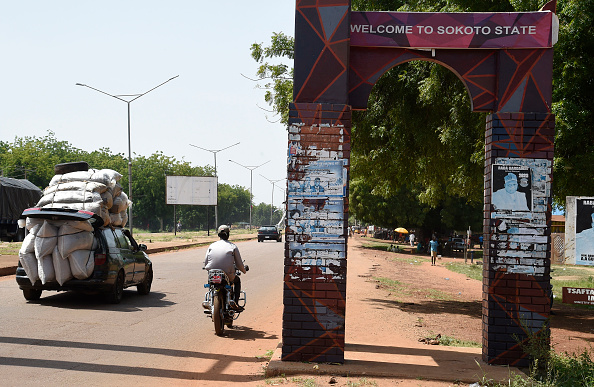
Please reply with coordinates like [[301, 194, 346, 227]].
[[482, 112, 555, 366]]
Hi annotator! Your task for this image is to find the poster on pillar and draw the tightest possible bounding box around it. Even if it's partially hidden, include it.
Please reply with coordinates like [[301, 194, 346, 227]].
[[575, 198, 594, 266], [490, 158, 551, 276]]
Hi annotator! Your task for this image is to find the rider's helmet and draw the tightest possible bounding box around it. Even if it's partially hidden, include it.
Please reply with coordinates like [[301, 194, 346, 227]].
[[217, 224, 230, 240]]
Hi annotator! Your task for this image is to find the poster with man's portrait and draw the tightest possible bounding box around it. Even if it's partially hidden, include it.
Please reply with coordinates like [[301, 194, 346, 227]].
[[491, 164, 532, 212], [575, 198, 594, 266]]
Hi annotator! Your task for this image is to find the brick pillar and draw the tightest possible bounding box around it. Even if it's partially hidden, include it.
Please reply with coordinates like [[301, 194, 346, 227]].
[[483, 112, 555, 366], [283, 102, 351, 363]]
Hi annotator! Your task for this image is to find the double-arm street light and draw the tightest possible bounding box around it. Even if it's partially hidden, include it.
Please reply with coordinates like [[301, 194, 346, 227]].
[[260, 174, 285, 225], [228, 159, 269, 230], [76, 75, 179, 236], [189, 142, 240, 227]]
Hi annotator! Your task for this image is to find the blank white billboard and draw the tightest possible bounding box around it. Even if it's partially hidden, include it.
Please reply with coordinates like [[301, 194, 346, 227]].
[[166, 176, 217, 205]]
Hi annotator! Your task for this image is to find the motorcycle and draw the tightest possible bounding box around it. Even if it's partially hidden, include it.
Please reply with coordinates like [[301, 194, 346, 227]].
[[202, 265, 248, 335]]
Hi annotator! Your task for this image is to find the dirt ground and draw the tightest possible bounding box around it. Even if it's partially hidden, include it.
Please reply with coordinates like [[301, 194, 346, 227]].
[[351, 236, 594, 355], [146, 235, 593, 386]]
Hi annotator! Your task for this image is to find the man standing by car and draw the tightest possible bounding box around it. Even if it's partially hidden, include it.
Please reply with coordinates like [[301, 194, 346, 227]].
[[204, 225, 247, 310]]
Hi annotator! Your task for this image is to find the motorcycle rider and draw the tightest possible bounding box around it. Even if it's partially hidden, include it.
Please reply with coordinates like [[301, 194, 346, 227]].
[[203, 225, 247, 311]]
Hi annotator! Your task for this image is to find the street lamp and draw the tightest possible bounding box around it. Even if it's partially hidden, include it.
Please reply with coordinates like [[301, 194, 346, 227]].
[[189, 142, 240, 227], [76, 75, 179, 236], [228, 159, 270, 230], [260, 174, 284, 225]]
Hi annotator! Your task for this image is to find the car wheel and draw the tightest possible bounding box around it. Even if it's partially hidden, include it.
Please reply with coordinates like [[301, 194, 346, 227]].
[[54, 161, 90, 174], [23, 288, 42, 301], [137, 267, 153, 295], [108, 270, 125, 304]]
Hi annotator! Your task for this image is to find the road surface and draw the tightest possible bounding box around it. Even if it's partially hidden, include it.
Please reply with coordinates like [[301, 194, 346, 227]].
[[0, 239, 284, 386]]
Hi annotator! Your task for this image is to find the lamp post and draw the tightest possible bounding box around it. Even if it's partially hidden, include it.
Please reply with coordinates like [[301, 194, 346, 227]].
[[228, 159, 269, 230], [260, 174, 284, 225], [189, 142, 240, 228], [76, 75, 179, 236]]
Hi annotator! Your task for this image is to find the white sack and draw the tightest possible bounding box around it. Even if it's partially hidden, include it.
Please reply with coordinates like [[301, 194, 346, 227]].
[[58, 230, 94, 258], [19, 252, 39, 285], [68, 250, 95, 280], [120, 212, 128, 228], [109, 184, 122, 199], [110, 212, 122, 226], [110, 191, 129, 214], [26, 218, 43, 232], [50, 169, 121, 187], [34, 221, 58, 258], [37, 190, 102, 207], [43, 181, 108, 195], [37, 255, 55, 284], [58, 221, 93, 235], [101, 190, 113, 209], [20, 232, 36, 254], [52, 246, 72, 286]]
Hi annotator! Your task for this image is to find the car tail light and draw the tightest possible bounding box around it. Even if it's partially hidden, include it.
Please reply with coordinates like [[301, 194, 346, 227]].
[[95, 253, 107, 265]]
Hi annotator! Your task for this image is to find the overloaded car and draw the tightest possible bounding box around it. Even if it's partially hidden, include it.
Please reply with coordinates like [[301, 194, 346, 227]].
[[257, 225, 282, 242], [15, 207, 153, 303]]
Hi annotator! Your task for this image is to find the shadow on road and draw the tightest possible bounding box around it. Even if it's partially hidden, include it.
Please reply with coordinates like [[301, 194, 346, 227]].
[[225, 325, 279, 341], [0, 336, 266, 383], [26, 291, 175, 311]]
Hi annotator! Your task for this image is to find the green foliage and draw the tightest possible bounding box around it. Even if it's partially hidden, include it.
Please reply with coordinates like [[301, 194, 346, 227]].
[[250, 32, 294, 125], [0, 132, 257, 231], [551, 0, 594, 207], [252, 202, 283, 227], [252, 0, 594, 224]]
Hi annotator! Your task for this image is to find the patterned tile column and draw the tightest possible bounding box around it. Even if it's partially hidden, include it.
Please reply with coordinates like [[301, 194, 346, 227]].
[[483, 112, 555, 366], [283, 102, 351, 363]]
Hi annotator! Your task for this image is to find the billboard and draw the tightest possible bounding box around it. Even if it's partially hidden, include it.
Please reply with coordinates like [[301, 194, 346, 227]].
[[166, 176, 217, 206]]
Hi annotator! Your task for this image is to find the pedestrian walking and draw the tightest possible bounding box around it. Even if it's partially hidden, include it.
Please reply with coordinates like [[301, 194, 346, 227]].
[[429, 236, 439, 266]]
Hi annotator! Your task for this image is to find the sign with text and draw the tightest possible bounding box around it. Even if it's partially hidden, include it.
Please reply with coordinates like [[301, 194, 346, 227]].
[[562, 287, 594, 306], [166, 176, 217, 206], [350, 11, 557, 49]]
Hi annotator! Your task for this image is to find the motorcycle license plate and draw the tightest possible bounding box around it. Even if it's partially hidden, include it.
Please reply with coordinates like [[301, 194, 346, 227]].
[[210, 275, 222, 284]]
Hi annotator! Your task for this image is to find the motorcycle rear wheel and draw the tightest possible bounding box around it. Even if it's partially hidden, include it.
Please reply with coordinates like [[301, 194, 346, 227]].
[[213, 293, 225, 336]]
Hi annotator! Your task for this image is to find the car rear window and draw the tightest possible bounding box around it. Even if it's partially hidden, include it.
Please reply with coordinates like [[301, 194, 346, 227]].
[[261, 227, 276, 231]]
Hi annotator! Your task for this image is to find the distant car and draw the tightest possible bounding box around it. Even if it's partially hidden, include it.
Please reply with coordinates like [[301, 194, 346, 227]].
[[450, 237, 466, 252], [15, 207, 153, 304], [258, 225, 282, 242]]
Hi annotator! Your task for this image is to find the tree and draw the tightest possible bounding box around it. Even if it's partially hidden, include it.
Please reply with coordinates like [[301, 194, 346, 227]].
[[250, 32, 294, 125], [252, 0, 590, 229], [0, 132, 258, 232]]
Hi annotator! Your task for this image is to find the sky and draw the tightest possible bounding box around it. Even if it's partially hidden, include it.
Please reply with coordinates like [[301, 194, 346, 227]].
[[1, 1, 295, 209]]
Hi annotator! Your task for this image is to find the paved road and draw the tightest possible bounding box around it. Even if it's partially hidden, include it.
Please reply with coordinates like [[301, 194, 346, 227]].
[[0, 239, 284, 386]]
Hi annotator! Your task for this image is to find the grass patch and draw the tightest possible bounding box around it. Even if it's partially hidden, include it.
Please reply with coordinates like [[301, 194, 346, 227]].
[[256, 349, 275, 360], [444, 261, 483, 281], [438, 335, 481, 348], [347, 377, 378, 386], [0, 242, 20, 256]]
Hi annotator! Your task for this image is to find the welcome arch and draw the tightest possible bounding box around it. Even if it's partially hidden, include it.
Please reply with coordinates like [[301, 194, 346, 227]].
[[284, 0, 558, 367]]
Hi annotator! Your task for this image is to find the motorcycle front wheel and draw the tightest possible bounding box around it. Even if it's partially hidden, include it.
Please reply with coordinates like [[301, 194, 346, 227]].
[[213, 292, 225, 336]]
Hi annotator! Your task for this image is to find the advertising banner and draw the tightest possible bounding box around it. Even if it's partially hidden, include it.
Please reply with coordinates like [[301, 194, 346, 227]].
[[575, 198, 594, 265], [351, 11, 556, 49]]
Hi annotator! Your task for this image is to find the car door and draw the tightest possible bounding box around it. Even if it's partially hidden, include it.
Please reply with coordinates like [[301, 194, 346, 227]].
[[123, 230, 146, 283], [113, 229, 135, 285]]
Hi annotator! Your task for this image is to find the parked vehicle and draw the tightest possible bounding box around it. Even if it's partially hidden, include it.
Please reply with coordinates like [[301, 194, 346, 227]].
[[257, 225, 282, 242], [15, 207, 153, 303], [450, 237, 466, 252], [202, 265, 248, 336], [0, 177, 42, 242]]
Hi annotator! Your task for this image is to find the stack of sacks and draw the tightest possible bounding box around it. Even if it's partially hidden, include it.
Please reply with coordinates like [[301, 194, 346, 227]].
[[108, 183, 130, 227], [18, 167, 130, 285], [38, 168, 131, 227], [18, 218, 97, 285]]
